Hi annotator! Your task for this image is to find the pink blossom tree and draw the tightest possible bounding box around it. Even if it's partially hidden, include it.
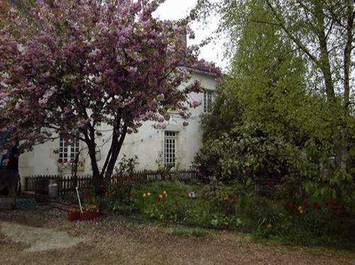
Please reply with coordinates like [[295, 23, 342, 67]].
[[0, 0, 204, 188]]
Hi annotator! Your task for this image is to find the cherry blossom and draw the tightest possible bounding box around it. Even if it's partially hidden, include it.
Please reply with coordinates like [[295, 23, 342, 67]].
[[0, 0, 213, 187]]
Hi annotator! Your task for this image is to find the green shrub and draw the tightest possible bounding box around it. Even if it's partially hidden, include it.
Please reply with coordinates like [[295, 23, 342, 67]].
[[107, 179, 133, 205], [105, 155, 139, 212], [194, 123, 307, 183], [237, 195, 286, 229]]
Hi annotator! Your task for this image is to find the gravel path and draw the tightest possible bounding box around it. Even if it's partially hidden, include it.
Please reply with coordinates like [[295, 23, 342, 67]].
[[0, 221, 85, 252], [0, 207, 354, 265]]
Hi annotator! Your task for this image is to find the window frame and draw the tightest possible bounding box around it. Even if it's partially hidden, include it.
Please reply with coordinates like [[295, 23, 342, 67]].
[[58, 136, 80, 164], [163, 131, 177, 167], [203, 89, 213, 113]]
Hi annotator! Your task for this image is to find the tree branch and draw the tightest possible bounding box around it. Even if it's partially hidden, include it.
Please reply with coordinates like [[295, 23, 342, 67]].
[[265, 0, 320, 66]]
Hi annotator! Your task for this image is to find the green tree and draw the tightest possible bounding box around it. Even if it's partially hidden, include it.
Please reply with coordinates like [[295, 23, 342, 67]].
[[195, 1, 355, 204], [198, 1, 314, 176], [263, 0, 354, 177], [195, 0, 354, 180]]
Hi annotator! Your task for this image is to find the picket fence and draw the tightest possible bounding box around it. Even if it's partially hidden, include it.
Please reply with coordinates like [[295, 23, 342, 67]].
[[24, 170, 198, 196]]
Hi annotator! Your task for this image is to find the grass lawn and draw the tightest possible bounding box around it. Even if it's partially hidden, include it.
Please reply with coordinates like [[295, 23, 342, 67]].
[[0, 206, 354, 265]]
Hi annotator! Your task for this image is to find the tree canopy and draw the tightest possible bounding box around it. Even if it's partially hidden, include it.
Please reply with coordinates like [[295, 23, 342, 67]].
[[194, 0, 355, 202], [0, 0, 204, 185]]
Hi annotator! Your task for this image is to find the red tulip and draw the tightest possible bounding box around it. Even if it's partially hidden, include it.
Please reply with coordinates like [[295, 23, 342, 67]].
[[313, 202, 321, 209], [267, 180, 273, 188], [286, 202, 295, 210], [230, 194, 239, 202]]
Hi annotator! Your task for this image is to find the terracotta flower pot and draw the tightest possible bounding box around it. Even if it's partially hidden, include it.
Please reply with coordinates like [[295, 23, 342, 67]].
[[67, 210, 80, 222], [80, 210, 101, 221]]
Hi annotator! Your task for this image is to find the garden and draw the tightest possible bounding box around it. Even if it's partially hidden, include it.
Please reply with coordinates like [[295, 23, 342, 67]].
[[1, 1, 354, 263], [108, 180, 354, 248], [69, 160, 355, 251]]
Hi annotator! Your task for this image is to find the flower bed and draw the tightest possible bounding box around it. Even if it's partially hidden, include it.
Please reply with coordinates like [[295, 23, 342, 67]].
[[103, 180, 355, 248]]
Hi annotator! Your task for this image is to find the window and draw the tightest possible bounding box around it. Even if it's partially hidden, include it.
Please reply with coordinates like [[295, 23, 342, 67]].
[[164, 131, 177, 167], [59, 136, 79, 163], [203, 90, 213, 112]]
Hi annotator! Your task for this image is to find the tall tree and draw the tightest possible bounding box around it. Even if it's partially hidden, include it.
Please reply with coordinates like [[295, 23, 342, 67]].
[[263, 0, 354, 171], [0, 0, 203, 188], [196, 0, 329, 183], [195, 0, 354, 174]]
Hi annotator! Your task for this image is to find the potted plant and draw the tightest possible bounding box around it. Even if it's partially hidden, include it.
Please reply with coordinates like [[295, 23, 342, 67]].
[[80, 204, 101, 221], [67, 207, 80, 221]]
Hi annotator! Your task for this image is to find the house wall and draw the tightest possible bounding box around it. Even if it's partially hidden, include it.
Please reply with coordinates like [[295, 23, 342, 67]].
[[18, 71, 218, 186]]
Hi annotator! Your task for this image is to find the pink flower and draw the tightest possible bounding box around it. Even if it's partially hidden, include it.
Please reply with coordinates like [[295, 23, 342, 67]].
[[0, 0, 202, 180]]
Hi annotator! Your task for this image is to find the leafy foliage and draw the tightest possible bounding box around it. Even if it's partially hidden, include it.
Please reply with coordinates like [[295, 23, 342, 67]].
[[194, 1, 355, 206], [0, 0, 202, 184]]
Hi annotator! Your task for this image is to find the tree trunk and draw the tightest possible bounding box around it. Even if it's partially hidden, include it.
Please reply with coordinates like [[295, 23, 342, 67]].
[[343, 0, 354, 109], [314, 2, 335, 101], [87, 140, 101, 190], [313, 2, 347, 173], [82, 123, 128, 195], [104, 124, 127, 181], [338, 0, 355, 172]]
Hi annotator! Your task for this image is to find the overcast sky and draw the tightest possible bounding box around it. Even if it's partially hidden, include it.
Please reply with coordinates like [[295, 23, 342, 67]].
[[155, 0, 228, 70]]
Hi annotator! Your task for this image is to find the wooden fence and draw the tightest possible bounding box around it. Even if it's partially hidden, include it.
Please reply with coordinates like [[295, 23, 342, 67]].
[[24, 170, 198, 196], [24, 175, 93, 196], [119, 170, 198, 183], [23, 171, 283, 198]]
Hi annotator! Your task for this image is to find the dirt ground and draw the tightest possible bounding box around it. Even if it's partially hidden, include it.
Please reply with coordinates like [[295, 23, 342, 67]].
[[0, 206, 354, 265]]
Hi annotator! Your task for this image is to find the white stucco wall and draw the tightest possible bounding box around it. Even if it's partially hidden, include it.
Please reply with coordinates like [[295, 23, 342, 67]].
[[19, 70, 218, 183]]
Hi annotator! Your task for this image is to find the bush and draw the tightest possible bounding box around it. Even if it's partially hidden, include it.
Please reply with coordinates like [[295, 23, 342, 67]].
[[105, 155, 139, 213], [201, 178, 240, 216], [194, 123, 303, 183], [248, 196, 355, 248]]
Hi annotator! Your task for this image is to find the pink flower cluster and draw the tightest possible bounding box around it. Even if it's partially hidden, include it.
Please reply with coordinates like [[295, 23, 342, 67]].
[[0, 0, 203, 153]]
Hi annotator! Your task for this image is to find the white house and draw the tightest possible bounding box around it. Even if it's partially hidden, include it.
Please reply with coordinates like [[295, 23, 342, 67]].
[[18, 66, 218, 186]]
